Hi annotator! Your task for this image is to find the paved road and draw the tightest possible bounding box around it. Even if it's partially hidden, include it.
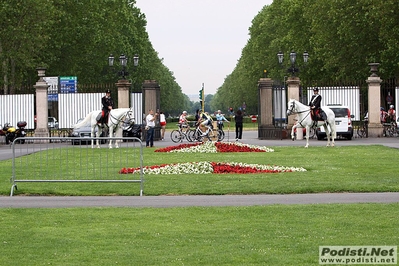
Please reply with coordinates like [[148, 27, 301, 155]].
[[1, 193, 399, 208]]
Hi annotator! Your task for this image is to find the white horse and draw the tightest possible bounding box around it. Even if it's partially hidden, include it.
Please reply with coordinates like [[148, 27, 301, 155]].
[[73, 108, 134, 149], [286, 99, 336, 148]]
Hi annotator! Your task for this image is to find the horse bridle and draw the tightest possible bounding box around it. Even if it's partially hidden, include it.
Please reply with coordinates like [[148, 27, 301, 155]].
[[108, 109, 134, 127], [288, 100, 312, 128]]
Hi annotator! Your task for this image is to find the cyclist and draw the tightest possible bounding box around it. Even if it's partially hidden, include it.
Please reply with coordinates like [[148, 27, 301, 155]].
[[199, 110, 213, 135], [380, 107, 388, 124], [178, 111, 190, 132], [387, 105, 396, 124], [215, 110, 229, 131]]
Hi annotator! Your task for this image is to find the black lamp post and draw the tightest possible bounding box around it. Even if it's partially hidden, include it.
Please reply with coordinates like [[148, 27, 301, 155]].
[[108, 54, 139, 79], [277, 50, 308, 77]]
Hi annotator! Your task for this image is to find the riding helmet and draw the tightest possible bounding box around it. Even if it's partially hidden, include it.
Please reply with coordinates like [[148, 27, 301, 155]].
[[105, 89, 111, 93], [313, 87, 319, 92]]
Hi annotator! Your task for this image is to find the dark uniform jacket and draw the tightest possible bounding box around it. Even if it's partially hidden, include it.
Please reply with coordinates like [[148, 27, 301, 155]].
[[102, 96, 114, 112], [309, 94, 321, 109]]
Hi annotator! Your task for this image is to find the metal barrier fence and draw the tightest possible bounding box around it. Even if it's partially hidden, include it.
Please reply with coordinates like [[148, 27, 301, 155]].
[[9, 137, 144, 196]]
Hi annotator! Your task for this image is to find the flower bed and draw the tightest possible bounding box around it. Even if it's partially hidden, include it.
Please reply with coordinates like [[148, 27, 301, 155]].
[[154, 141, 274, 153], [119, 161, 306, 175]]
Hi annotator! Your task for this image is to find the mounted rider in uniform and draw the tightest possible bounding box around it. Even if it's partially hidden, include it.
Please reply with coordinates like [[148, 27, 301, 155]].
[[309, 87, 326, 122], [98, 89, 114, 126]]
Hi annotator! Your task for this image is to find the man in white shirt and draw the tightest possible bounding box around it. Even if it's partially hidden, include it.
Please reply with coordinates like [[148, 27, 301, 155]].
[[145, 109, 157, 147]]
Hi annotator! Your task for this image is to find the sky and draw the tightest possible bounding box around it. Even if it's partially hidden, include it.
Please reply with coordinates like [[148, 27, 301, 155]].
[[135, 0, 273, 96]]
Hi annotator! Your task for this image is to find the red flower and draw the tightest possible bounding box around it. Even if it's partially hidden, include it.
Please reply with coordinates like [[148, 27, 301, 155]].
[[214, 142, 266, 152]]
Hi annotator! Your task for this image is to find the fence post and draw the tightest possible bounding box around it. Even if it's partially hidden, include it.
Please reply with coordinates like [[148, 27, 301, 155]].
[[33, 67, 49, 140], [366, 63, 383, 137], [287, 77, 301, 131], [142, 80, 161, 140], [116, 79, 131, 108]]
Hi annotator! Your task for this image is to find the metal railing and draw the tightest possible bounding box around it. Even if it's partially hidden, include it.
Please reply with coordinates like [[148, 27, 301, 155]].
[[9, 137, 144, 196]]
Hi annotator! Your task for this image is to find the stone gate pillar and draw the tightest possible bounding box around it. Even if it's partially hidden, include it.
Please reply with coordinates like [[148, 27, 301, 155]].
[[142, 80, 161, 140], [366, 63, 383, 137], [34, 67, 49, 140], [116, 79, 131, 108], [258, 78, 276, 139], [286, 76, 300, 129]]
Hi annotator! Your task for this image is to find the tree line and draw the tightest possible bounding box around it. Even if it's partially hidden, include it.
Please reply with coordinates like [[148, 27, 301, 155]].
[[211, 0, 399, 115], [0, 0, 190, 116], [2, 0, 399, 117]]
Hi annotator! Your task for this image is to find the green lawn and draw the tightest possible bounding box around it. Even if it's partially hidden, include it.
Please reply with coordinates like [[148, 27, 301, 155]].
[[1, 144, 398, 265], [1, 204, 398, 265], [1, 145, 397, 196]]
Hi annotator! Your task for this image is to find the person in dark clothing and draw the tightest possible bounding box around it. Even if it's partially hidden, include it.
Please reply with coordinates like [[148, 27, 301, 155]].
[[235, 109, 243, 141], [194, 109, 201, 127], [309, 87, 325, 121], [98, 89, 114, 126]]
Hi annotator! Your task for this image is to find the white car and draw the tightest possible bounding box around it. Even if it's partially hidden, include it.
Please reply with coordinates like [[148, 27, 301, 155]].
[[316, 105, 354, 140], [48, 117, 59, 129]]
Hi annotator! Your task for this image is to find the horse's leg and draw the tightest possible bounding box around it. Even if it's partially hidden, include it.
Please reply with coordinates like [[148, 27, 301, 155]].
[[304, 126, 310, 148], [291, 124, 296, 141], [331, 124, 335, 147], [114, 126, 121, 149], [91, 125, 96, 149], [108, 125, 113, 149], [96, 127, 102, 148], [324, 124, 331, 147]]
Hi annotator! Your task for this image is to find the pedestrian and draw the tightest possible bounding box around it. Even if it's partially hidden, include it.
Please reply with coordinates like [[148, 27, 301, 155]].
[[159, 111, 166, 140], [235, 109, 243, 141], [98, 89, 114, 126], [216, 109, 229, 130], [145, 109, 157, 147]]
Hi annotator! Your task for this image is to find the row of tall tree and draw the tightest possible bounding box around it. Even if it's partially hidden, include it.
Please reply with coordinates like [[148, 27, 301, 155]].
[[211, 0, 399, 115], [0, 0, 190, 115], [3, 0, 399, 116]]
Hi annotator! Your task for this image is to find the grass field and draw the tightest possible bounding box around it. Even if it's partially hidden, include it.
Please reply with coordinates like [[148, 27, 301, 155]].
[[1, 144, 397, 196], [1, 143, 398, 265], [1, 204, 398, 265]]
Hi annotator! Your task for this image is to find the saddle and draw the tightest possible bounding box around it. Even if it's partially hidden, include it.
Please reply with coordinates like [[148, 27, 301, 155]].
[[311, 109, 327, 122]]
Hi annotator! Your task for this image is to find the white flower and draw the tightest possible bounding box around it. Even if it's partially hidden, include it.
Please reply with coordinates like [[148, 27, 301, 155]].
[[170, 141, 217, 153], [135, 161, 306, 175]]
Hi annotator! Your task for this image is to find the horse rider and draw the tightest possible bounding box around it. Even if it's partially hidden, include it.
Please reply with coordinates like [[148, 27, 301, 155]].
[[98, 89, 114, 126], [309, 87, 326, 121]]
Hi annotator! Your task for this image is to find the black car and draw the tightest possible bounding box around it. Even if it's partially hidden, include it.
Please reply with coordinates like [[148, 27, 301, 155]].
[[70, 118, 106, 145], [122, 121, 143, 142]]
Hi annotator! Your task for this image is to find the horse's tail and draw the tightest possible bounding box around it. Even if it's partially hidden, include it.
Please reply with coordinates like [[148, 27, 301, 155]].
[[73, 111, 98, 129]]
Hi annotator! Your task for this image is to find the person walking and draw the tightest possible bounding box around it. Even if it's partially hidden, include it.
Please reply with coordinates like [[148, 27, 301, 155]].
[[216, 109, 229, 130], [235, 109, 243, 141], [159, 111, 166, 140], [145, 109, 157, 147]]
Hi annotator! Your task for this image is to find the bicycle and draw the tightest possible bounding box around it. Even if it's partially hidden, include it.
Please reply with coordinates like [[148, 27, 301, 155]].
[[382, 122, 398, 137], [216, 121, 227, 141], [170, 124, 193, 143], [356, 118, 368, 138], [189, 124, 223, 142]]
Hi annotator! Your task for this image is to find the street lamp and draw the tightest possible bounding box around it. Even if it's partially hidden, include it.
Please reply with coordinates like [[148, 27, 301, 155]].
[[277, 50, 308, 77], [108, 53, 139, 79]]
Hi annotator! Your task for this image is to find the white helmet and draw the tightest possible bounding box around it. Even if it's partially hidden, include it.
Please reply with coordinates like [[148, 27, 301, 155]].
[[390, 105, 394, 109]]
